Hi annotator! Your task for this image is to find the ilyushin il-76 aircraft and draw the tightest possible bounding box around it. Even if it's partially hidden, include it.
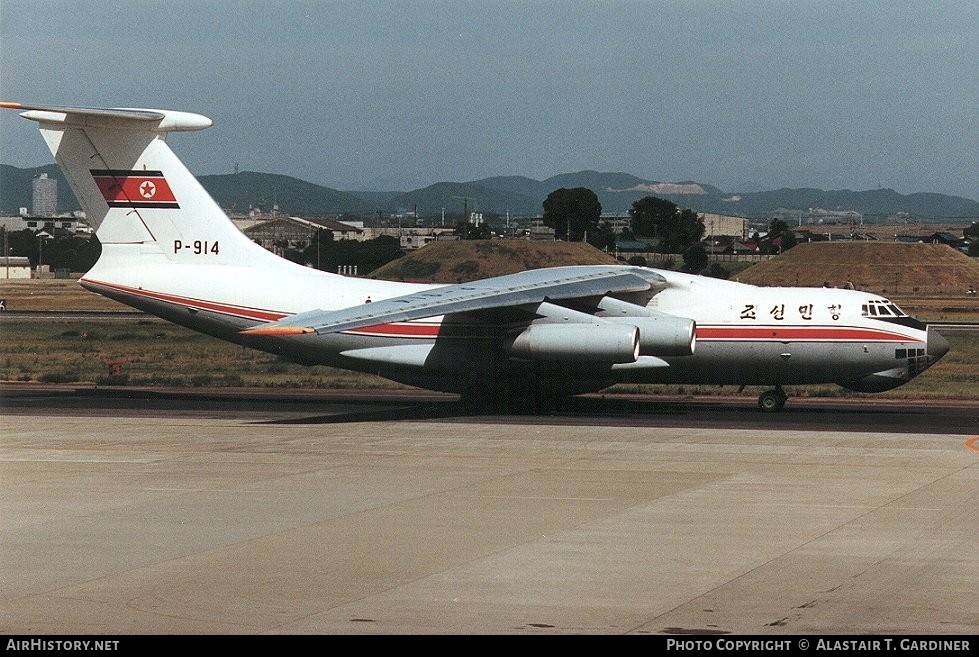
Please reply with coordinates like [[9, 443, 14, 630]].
[[2, 102, 951, 411]]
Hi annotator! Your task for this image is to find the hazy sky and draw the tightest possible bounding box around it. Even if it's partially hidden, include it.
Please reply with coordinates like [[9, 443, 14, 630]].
[[1, 1, 976, 199]]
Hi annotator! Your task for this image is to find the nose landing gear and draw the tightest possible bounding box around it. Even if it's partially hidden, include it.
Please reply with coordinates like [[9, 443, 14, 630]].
[[758, 386, 788, 412]]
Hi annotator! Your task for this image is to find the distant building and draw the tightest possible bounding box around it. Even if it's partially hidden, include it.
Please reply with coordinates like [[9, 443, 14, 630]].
[[32, 174, 57, 216], [23, 217, 89, 233], [614, 239, 653, 254], [702, 237, 757, 256], [0, 256, 32, 280], [0, 214, 91, 235], [400, 228, 457, 250], [242, 215, 365, 256], [700, 213, 749, 240], [599, 215, 631, 234], [927, 232, 969, 253], [0, 216, 26, 232], [527, 219, 555, 241]]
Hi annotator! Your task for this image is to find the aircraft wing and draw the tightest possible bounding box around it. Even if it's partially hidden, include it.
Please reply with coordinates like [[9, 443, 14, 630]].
[[241, 265, 667, 336]]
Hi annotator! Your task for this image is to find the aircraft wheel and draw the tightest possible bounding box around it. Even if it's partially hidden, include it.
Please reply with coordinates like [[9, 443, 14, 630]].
[[758, 388, 787, 412]]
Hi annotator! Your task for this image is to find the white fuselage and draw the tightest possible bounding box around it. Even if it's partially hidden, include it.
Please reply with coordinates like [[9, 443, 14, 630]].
[[80, 260, 941, 396]]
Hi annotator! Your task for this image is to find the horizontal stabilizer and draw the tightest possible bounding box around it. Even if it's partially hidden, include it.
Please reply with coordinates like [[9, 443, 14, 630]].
[[1, 102, 212, 132]]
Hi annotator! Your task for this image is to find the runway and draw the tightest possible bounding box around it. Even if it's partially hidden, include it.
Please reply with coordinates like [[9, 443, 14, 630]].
[[1, 385, 977, 635]]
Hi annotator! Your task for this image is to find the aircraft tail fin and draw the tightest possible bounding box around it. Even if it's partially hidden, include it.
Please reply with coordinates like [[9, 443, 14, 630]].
[[2, 102, 280, 268]]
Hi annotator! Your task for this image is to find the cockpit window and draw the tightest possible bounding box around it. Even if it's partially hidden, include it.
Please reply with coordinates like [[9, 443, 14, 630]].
[[862, 299, 908, 318]]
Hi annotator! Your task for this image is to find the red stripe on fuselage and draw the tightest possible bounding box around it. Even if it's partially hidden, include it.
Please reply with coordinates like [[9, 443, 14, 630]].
[[82, 279, 289, 322], [696, 325, 917, 342]]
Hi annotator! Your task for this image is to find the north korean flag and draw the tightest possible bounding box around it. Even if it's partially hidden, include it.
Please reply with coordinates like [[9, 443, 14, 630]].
[[91, 169, 180, 209]]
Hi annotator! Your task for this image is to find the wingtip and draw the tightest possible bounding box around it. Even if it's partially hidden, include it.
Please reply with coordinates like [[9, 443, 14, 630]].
[[239, 325, 315, 336]]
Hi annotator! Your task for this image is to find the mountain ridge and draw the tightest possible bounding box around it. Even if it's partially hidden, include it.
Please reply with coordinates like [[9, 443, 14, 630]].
[[2, 163, 977, 221]]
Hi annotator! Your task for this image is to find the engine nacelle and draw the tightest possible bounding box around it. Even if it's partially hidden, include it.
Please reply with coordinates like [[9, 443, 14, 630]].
[[506, 323, 640, 363], [595, 298, 696, 357], [627, 315, 696, 357]]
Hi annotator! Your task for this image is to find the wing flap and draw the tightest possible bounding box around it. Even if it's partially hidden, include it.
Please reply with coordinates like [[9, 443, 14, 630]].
[[241, 265, 667, 336]]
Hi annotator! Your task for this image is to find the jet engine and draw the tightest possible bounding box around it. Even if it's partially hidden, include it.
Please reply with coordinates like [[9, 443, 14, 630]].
[[594, 297, 696, 356], [506, 323, 640, 363]]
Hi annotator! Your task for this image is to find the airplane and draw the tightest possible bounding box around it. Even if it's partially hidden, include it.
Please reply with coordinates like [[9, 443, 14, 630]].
[[1, 102, 951, 412]]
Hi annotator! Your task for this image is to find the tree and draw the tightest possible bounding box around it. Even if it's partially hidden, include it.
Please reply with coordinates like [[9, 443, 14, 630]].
[[350, 235, 404, 273], [542, 187, 601, 241], [454, 221, 492, 240], [3, 229, 101, 273], [630, 196, 676, 239], [704, 263, 731, 279], [769, 218, 789, 234], [587, 220, 618, 251], [300, 232, 404, 274], [43, 234, 102, 273], [629, 197, 704, 253], [7, 229, 39, 265], [965, 223, 979, 256], [768, 218, 797, 253], [676, 208, 706, 251], [682, 243, 709, 273]]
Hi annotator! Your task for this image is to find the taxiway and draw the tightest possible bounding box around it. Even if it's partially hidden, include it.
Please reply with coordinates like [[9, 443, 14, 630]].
[[1, 386, 976, 634]]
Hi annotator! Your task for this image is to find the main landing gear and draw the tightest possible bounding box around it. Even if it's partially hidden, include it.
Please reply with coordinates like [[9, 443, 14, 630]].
[[758, 386, 788, 412]]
